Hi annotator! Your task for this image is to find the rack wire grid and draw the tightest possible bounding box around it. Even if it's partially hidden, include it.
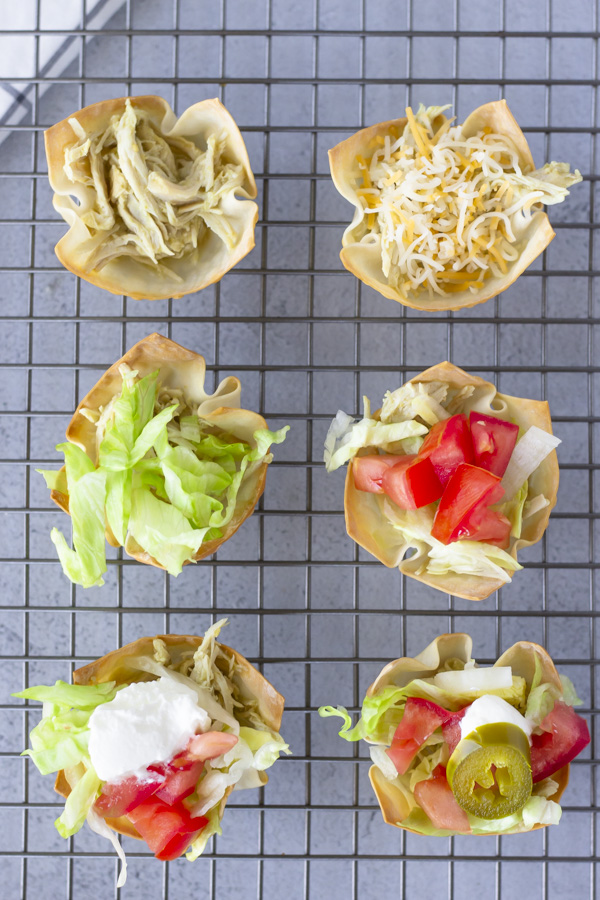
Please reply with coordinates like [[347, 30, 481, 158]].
[[0, 0, 598, 897]]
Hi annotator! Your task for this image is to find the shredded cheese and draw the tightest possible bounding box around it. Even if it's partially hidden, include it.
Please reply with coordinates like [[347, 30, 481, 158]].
[[352, 104, 582, 300]]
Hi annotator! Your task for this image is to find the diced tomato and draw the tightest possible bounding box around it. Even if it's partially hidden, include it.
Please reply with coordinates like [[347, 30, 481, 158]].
[[530, 701, 590, 783], [414, 768, 471, 833], [186, 731, 238, 760], [156, 828, 204, 862], [352, 455, 407, 493], [128, 796, 207, 858], [418, 414, 474, 486], [441, 706, 470, 755], [155, 760, 204, 805], [469, 412, 519, 478], [385, 697, 451, 775], [464, 505, 512, 548], [431, 463, 505, 545], [94, 774, 163, 818], [381, 455, 443, 510]]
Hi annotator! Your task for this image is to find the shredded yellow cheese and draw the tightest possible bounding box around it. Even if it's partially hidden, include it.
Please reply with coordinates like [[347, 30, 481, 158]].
[[352, 104, 581, 300]]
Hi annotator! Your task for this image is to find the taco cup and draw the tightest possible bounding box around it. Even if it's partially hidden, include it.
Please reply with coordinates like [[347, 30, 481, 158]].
[[329, 100, 581, 311], [319, 634, 588, 836], [14, 621, 288, 884], [39, 333, 288, 586], [325, 361, 559, 601], [45, 95, 258, 300]]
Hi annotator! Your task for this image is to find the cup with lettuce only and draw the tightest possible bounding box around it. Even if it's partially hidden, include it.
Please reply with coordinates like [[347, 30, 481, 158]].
[[45, 95, 258, 300], [13, 620, 289, 887], [329, 99, 581, 311], [38, 332, 288, 587], [324, 361, 559, 601], [319, 633, 589, 837]]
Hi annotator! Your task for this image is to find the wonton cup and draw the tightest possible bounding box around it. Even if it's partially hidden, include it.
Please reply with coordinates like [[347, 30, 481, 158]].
[[45, 95, 258, 300], [367, 633, 569, 835], [329, 100, 555, 311], [55, 634, 285, 841], [344, 361, 559, 601], [50, 332, 270, 568]]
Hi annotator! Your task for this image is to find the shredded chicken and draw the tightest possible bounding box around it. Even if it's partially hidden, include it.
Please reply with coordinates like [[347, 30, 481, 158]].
[[63, 99, 245, 275]]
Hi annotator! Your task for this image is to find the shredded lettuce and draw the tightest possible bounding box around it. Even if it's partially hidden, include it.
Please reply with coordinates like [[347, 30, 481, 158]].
[[323, 403, 427, 473], [467, 794, 562, 834], [239, 726, 291, 771], [13, 681, 118, 776], [87, 808, 127, 888], [39, 368, 288, 585], [385, 502, 522, 583], [523, 653, 583, 727], [560, 674, 583, 707], [56, 765, 101, 838], [319, 673, 527, 746], [42, 443, 108, 588], [187, 726, 290, 818], [186, 804, 223, 861], [500, 479, 529, 538], [424, 538, 521, 582]]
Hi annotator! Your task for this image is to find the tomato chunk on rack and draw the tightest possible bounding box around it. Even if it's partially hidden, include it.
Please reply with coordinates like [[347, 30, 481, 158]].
[[352, 455, 407, 493], [530, 701, 590, 783], [469, 412, 519, 478], [418, 414, 474, 486], [431, 464, 506, 545], [385, 698, 451, 775], [381, 455, 443, 509]]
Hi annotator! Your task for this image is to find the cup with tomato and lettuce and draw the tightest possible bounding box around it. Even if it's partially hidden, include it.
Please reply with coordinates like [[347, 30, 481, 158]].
[[38, 332, 288, 587], [319, 633, 589, 836], [13, 621, 289, 887], [324, 361, 559, 601]]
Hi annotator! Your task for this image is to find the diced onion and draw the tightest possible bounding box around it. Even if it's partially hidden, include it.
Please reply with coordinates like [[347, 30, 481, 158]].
[[433, 666, 513, 692], [501, 426, 561, 501], [370, 744, 398, 781]]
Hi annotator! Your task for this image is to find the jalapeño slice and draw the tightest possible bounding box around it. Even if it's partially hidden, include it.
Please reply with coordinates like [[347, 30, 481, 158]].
[[447, 723, 532, 820]]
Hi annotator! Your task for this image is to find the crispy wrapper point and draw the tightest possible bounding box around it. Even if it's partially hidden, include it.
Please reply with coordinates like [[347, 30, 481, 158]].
[[367, 633, 570, 834], [344, 361, 559, 601], [329, 100, 556, 311], [55, 633, 285, 842], [45, 96, 258, 300], [50, 333, 271, 568]]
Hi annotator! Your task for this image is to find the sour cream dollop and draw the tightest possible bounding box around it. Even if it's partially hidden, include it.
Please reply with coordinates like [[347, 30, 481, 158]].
[[89, 676, 211, 782], [459, 695, 533, 742]]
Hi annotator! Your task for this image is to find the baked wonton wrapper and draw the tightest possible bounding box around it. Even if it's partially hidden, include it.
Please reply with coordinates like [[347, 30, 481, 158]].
[[345, 361, 559, 601], [55, 633, 285, 841], [50, 332, 271, 568], [367, 633, 569, 835], [45, 95, 258, 300], [329, 100, 557, 312]]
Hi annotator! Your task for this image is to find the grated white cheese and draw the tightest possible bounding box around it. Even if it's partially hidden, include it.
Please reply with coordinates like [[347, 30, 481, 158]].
[[356, 104, 581, 301]]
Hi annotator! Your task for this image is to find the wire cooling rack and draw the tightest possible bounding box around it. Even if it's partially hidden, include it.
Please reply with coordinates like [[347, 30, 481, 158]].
[[1, 0, 598, 897]]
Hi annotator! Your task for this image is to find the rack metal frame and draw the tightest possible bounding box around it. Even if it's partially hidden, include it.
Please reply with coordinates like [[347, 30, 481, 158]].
[[1, 0, 597, 897]]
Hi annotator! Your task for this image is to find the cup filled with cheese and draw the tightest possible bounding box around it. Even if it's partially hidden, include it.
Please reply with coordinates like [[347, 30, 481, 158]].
[[329, 100, 581, 311]]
